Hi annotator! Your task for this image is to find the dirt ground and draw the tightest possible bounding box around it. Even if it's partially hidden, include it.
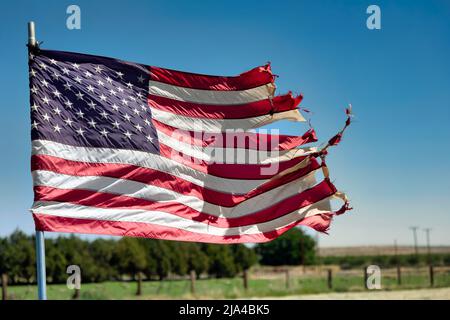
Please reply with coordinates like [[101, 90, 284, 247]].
[[258, 287, 450, 300]]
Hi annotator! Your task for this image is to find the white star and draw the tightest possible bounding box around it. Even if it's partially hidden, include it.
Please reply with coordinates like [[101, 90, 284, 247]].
[[99, 94, 107, 102], [87, 101, 97, 110], [97, 79, 105, 86], [146, 135, 154, 143], [84, 71, 92, 78], [63, 82, 72, 90], [76, 127, 85, 136], [106, 76, 113, 84], [76, 91, 85, 100], [111, 104, 120, 112], [53, 124, 61, 133], [121, 98, 128, 106], [51, 72, 61, 80], [29, 69, 37, 77], [136, 92, 143, 99], [42, 113, 51, 122], [132, 108, 140, 115], [72, 63, 80, 70], [50, 59, 57, 65], [112, 120, 120, 129], [144, 119, 151, 126], [39, 62, 47, 70], [53, 107, 62, 115], [117, 87, 124, 93], [76, 110, 85, 118], [64, 99, 73, 109], [137, 75, 145, 83], [100, 110, 108, 119], [140, 104, 147, 111], [94, 65, 103, 73], [64, 117, 73, 126], [123, 114, 131, 122], [52, 89, 61, 98], [126, 82, 133, 89], [123, 130, 132, 139], [74, 76, 82, 84], [31, 120, 39, 129], [116, 71, 124, 78], [87, 85, 95, 93], [88, 119, 97, 128], [30, 86, 38, 94], [100, 128, 109, 137], [109, 89, 117, 96], [31, 103, 39, 111], [129, 96, 136, 102], [29, 53, 35, 60], [135, 124, 143, 132], [41, 79, 49, 87], [42, 96, 51, 105], [62, 67, 70, 75]]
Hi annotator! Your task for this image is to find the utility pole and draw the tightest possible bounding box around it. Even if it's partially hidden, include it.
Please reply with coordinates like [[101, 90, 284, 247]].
[[424, 228, 432, 263], [394, 239, 401, 285], [409, 226, 419, 255]]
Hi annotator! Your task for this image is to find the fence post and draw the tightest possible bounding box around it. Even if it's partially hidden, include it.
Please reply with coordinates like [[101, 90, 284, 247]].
[[243, 269, 249, 291], [1, 273, 7, 300], [429, 265, 434, 287], [364, 266, 369, 289], [190, 270, 196, 295], [136, 272, 142, 296], [396, 265, 402, 286], [285, 269, 290, 289], [327, 269, 332, 289], [72, 288, 80, 299]]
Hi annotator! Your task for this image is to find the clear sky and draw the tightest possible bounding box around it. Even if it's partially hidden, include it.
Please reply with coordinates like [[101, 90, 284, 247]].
[[0, 0, 449, 247]]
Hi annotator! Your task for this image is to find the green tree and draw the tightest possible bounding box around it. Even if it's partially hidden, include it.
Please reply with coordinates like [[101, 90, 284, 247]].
[[113, 238, 147, 295], [183, 243, 209, 278], [204, 244, 236, 278], [45, 239, 67, 283], [232, 244, 257, 272], [89, 239, 118, 281], [256, 228, 316, 266], [7, 230, 35, 283]]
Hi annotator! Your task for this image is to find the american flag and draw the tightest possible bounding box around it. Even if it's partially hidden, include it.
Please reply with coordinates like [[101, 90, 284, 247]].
[[29, 49, 350, 243]]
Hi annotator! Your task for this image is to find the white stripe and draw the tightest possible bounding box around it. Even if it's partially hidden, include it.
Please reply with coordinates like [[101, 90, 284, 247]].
[[149, 81, 276, 105], [151, 107, 305, 133], [32, 168, 320, 218], [31, 197, 333, 236], [32, 139, 294, 194], [157, 129, 317, 164]]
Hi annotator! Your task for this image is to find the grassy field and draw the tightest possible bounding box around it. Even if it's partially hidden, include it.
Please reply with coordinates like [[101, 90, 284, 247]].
[[7, 268, 450, 300]]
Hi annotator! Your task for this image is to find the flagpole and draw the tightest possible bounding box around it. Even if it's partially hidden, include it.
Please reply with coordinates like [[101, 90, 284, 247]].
[[28, 20, 47, 300]]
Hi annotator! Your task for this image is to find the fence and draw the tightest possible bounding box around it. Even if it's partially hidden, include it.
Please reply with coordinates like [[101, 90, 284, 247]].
[[3, 265, 450, 300]]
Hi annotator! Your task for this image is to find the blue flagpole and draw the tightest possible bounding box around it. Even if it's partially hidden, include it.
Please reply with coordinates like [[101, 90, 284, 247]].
[[28, 21, 47, 300], [35, 230, 47, 300]]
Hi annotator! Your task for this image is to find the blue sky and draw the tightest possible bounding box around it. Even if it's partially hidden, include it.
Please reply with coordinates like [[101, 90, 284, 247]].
[[0, 0, 449, 247]]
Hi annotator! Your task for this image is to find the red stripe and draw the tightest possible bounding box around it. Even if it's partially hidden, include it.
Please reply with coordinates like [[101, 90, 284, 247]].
[[149, 64, 274, 91], [33, 180, 335, 228], [153, 119, 317, 151], [148, 93, 302, 119], [33, 212, 333, 243], [32, 154, 321, 207], [159, 143, 309, 180]]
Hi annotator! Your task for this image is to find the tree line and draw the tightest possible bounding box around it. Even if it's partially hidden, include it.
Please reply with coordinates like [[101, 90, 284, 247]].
[[0, 228, 316, 285]]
